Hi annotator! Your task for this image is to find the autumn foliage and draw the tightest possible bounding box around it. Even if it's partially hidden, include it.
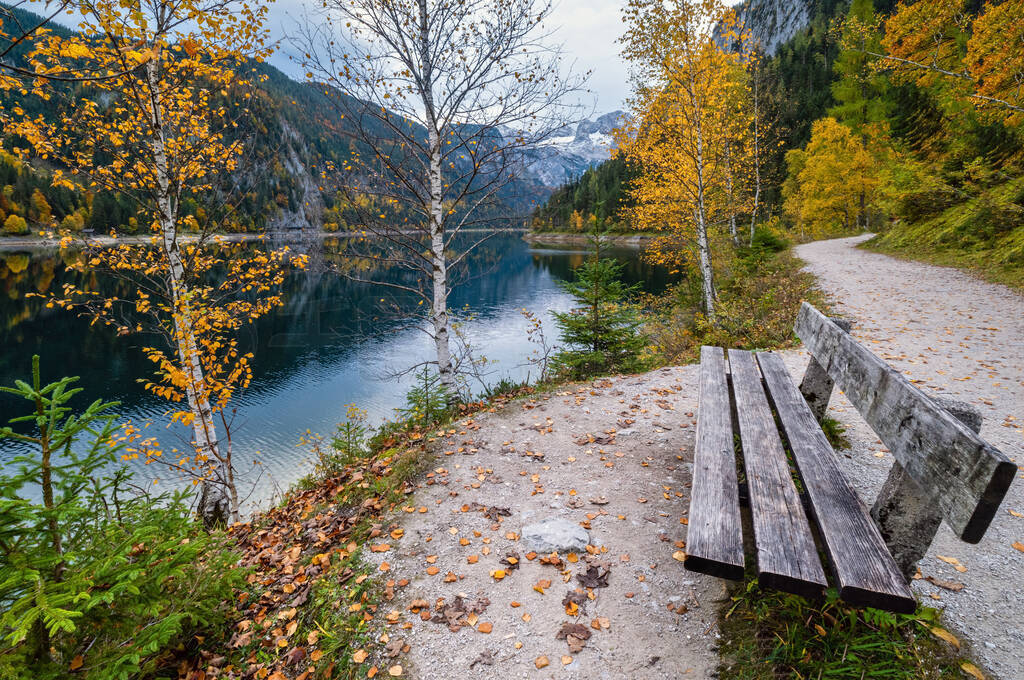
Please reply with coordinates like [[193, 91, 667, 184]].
[[7, 0, 306, 523]]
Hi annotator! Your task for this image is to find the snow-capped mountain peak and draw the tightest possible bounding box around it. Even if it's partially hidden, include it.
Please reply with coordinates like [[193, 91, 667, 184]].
[[527, 110, 625, 188]]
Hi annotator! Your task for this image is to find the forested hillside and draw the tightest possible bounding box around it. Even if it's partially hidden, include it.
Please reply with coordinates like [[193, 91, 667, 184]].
[[0, 4, 558, 238], [534, 0, 1023, 285]]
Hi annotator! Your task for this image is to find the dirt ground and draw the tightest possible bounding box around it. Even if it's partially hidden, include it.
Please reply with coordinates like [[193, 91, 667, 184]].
[[363, 367, 727, 680]]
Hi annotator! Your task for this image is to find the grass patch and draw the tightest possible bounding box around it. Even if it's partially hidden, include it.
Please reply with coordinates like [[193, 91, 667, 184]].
[[820, 416, 851, 451], [646, 234, 829, 365], [862, 234, 1024, 290], [718, 582, 971, 680]]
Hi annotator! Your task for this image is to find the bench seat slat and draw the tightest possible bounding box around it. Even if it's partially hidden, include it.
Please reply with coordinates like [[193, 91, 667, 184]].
[[758, 351, 916, 613], [794, 302, 1015, 543], [729, 349, 827, 599], [685, 346, 745, 580]]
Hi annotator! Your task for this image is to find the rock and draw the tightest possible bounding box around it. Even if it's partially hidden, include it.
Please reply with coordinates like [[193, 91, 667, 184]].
[[520, 518, 589, 553]]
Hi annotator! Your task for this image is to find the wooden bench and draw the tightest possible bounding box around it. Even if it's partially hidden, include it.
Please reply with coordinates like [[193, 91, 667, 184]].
[[684, 302, 1016, 613]]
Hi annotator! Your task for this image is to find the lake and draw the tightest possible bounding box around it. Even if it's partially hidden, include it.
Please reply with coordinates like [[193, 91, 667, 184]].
[[0, 233, 670, 510]]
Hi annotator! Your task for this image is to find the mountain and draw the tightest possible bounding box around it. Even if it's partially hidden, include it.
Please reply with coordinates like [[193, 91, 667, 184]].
[[729, 0, 812, 55], [519, 111, 626, 188], [0, 4, 606, 236]]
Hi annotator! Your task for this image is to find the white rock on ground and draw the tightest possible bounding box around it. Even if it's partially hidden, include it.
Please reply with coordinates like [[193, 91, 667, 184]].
[[521, 519, 591, 554]]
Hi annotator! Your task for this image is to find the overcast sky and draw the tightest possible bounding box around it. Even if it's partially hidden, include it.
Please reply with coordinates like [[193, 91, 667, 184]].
[[265, 0, 633, 114], [39, 0, 741, 117]]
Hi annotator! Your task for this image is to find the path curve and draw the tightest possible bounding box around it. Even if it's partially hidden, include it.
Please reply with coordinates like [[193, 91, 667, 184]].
[[795, 235, 1024, 679]]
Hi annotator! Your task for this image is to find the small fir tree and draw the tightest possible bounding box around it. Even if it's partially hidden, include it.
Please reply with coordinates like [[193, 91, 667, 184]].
[[551, 234, 647, 379]]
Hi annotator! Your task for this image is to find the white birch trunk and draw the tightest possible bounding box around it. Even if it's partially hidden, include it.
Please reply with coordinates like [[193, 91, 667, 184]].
[[692, 92, 717, 321], [419, 0, 456, 402], [750, 72, 762, 247], [145, 57, 230, 525]]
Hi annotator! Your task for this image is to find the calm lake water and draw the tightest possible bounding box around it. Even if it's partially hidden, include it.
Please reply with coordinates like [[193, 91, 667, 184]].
[[0, 233, 670, 510]]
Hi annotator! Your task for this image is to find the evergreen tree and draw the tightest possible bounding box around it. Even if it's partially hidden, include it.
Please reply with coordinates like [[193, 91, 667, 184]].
[[551, 233, 647, 378], [830, 0, 889, 136]]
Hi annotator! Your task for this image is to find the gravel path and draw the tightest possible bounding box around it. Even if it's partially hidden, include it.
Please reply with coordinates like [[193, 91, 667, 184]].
[[365, 369, 725, 680], [367, 234, 1022, 679], [795, 235, 1024, 679]]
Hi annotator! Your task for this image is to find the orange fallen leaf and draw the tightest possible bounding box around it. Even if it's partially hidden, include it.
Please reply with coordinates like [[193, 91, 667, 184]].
[[1012, 541, 1024, 553], [535, 656, 550, 669], [478, 622, 493, 634], [561, 655, 573, 665], [426, 566, 440, 575], [672, 551, 686, 562], [70, 656, 84, 671], [491, 569, 506, 581], [388, 665, 403, 676], [467, 554, 479, 564], [390, 529, 404, 539], [353, 649, 368, 663]]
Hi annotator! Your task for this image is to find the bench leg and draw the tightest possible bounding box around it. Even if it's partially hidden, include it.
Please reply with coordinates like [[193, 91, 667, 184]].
[[870, 399, 983, 581], [799, 318, 851, 420]]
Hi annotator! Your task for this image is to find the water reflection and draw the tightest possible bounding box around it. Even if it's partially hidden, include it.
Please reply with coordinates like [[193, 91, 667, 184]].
[[0, 234, 671, 508]]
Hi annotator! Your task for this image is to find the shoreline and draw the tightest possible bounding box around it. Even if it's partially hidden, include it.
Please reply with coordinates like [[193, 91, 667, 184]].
[[0, 227, 529, 253], [524, 231, 651, 247]]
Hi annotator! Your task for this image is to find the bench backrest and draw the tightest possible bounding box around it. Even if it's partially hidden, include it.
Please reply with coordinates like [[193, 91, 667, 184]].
[[794, 302, 1015, 543]]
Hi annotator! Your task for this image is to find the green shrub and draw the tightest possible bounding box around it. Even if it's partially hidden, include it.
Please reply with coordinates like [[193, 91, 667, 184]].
[[0, 357, 245, 679], [396, 365, 454, 428], [551, 236, 648, 379]]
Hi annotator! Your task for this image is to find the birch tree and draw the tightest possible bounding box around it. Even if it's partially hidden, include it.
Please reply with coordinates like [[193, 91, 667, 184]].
[[296, 0, 585, 398], [620, 0, 748, 321], [9, 0, 302, 525]]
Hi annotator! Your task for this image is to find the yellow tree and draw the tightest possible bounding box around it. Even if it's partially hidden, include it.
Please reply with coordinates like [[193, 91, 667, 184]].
[[8, 0, 303, 525], [866, 0, 1024, 124], [782, 117, 878, 239], [620, 0, 749, 320]]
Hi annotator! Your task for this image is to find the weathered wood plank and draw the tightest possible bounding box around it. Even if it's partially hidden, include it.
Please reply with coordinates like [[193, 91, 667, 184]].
[[728, 349, 827, 599], [799, 317, 851, 420], [794, 302, 1015, 543], [758, 351, 916, 613], [871, 400, 983, 579], [684, 346, 745, 580]]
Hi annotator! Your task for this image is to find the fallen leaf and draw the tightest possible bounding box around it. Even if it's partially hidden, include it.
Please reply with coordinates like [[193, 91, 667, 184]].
[[70, 656, 83, 671], [426, 566, 440, 575], [491, 569, 506, 581], [353, 649, 368, 663], [930, 627, 960, 649], [561, 655, 573, 665], [672, 550, 686, 562], [576, 565, 610, 588], [388, 665, 403, 676], [535, 656, 550, 669], [924, 576, 965, 592], [1013, 541, 1024, 553], [478, 622, 493, 634], [961, 662, 986, 679], [556, 622, 592, 653]]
